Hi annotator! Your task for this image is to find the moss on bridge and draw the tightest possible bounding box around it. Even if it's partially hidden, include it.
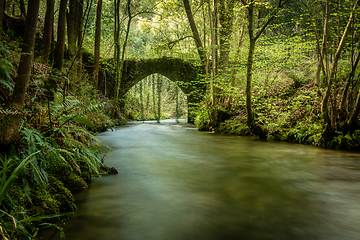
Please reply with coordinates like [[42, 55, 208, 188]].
[[82, 53, 204, 122]]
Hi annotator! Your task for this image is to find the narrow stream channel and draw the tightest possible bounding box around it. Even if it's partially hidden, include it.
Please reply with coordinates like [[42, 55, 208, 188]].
[[54, 119, 360, 240]]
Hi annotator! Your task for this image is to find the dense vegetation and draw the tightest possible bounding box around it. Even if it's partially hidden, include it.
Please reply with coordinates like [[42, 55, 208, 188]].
[[0, 0, 359, 239]]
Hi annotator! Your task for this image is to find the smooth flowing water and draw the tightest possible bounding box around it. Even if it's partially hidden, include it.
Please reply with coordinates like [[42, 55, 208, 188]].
[[55, 120, 360, 240]]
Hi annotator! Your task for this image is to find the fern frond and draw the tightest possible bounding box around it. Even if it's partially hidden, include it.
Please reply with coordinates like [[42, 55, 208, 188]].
[[0, 107, 23, 115]]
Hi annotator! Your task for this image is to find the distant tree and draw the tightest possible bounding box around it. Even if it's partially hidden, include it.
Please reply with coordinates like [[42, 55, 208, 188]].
[[157, 74, 162, 123], [40, 0, 55, 63], [93, 0, 102, 89], [19, 0, 26, 17], [53, 0, 68, 70], [67, 0, 77, 57]]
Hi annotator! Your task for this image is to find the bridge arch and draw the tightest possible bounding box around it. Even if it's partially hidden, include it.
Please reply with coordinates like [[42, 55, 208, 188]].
[[97, 57, 204, 122], [120, 57, 201, 96]]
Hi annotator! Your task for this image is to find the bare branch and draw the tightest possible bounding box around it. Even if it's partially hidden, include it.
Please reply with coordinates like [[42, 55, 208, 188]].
[[167, 36, 193, 49], [254, 0, 290, 41]]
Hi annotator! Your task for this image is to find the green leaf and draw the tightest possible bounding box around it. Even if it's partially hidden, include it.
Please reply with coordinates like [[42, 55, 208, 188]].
[[72, 116, 93, 129]]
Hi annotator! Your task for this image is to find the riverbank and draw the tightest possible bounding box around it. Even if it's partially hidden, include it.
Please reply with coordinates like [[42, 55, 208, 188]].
[[0, 36, 122, 238], [195, 81, 360, 152]]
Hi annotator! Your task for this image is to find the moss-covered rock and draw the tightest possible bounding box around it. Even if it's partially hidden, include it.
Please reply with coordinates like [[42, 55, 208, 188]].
[[99, 165, 118, 175], [53, 163, 88, 192], [48, 175, 76, 213]]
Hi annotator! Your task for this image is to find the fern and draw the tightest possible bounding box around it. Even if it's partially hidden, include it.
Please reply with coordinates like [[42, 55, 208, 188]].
[[62, 102, 105, 121], [0, 151, 41, 207]]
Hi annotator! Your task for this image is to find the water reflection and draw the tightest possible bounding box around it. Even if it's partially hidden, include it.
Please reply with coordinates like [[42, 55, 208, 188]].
[[52, 120, 360, 240]]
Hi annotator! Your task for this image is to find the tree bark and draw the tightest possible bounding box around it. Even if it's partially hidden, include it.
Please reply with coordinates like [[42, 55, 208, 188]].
[[183, 0, 207, 67], [157, 74, 162, 123], [245, 1, 255, 125], [67, 0, 77, 57], [321, 1, 358, 129], [0, 0, 40, 146], [241, 0, 288, 138], [115, 0, 132, 101], [53, 0, 68, 70], [314, 1, 329, 97], [93, 0, 102, 89], [0, 0, 5, 32], [219, 0, 234, 73], [19, 0, 26, 18], [76, 0, 83, 62], [40, 0, 55, 63], [340, 50, 360, 120], [208, 0, 219, 126], [348, 89, 360, 129]]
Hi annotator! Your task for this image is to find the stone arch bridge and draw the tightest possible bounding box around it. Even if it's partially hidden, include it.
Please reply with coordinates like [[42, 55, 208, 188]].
[[96, 57, 204, 122]]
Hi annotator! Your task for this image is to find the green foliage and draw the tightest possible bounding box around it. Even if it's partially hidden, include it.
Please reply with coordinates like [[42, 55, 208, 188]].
[[282, 119, 323, 145], [194, 102, 211, 131], [219, 118, 252, 136], [0, 151, 73, 240], [331, 130, 360, 151], [0, 41, 15, 98], [0, 151, 41, 207]]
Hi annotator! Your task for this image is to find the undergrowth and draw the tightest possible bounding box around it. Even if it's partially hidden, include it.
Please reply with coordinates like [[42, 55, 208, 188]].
[[0, 38, 119, 239]]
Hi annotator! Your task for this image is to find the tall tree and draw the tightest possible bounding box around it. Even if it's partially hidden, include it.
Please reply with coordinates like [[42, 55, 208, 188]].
[[320, 0, 359, 137], [157, 74, 162, 123], [53, 0, 69, 70], [140, 80, 144, 121], [218, 0, 235, 73], [240, 0, 289, 138], [19, 0, 26, 17], [0, 0, 40, 146], [40, 0, 55, 63], [76, 0, 84, 65], [0, 0, 5, 33], [183, 0, 207, 67], [208, 0, 219, 126], [67, 0, 77, 57], [113, 0, 121, 100], [93, 0, 102, 89]]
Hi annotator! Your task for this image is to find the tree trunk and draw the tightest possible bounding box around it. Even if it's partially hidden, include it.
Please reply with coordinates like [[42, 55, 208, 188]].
[[93, 0, 102, 89], [0, 0, 5, 32], [113, 0, 120, 99], [140, 80, 144, 121], [314, 1, 329, 97], [157, 74, 162, 123], [67, 0, 77, 57], [348, 90, 360, 129], [40, 0, 55, 63], [183, 0, 207, 67], [321, 1, 358, 131], [208, 0, 219, 127], [245, 1, 255, 126], [76, 0, 83, 65], [152, 75, 156, 119], [340, 50, 360, 120], [175, 84, 179, 122], [53, 0, 68, 70], [219, 0, 234, 73], [115, 0, 132, 101], [0, 0, 40, 146], [19, 0, 26, 18]]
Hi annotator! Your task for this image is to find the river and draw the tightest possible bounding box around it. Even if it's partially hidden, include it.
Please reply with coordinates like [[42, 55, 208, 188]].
[[53, 119, 360, 240]]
